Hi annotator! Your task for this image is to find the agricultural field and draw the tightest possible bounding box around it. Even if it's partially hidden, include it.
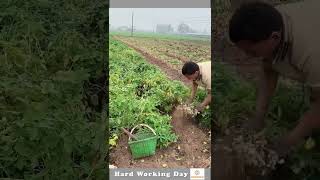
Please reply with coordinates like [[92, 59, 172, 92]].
[[109, 35, 211, 168], [109, 37, 189, 147], [111, 31, 211, 41], [0, 1, 107, 179], [113, 34, 210, 72]]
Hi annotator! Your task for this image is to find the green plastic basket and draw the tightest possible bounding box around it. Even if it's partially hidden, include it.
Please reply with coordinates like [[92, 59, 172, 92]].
[[128, 124, 158, 159]]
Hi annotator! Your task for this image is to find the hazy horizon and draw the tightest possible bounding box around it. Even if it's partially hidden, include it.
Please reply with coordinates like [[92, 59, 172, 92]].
[[110, 8, 211, 34]]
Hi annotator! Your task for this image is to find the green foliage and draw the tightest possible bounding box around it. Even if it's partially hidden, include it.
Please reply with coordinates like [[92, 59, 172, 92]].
[[109, 38, 190, 148], [265, 83, 308, 140], [0, 0, 107, 179], [213, 62, 256, 131], [193, 89, 212, 128], [264, 83, 318, 179]]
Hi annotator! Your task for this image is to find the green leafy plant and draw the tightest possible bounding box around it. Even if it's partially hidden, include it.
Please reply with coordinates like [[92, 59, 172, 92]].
[[0, 0, 107, 179], [109, 38, 190, 148]]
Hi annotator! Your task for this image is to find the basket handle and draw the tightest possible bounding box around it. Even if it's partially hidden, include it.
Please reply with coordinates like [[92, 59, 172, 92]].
[[129, 124, 157, 141]]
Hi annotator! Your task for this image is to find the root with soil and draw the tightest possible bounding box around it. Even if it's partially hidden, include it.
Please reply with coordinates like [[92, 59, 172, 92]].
[[214, 126, 286, 179]]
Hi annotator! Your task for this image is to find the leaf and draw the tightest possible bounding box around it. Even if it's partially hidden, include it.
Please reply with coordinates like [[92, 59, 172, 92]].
[[16, 120, 25, 128], [64, 138, 73, 154], [16, 158, 26, 170], [305, 137, 315, 150], [109, 134, 118, 147], [90, 94, 99, 106], [26, 127, 39, 140], [15, 140, 32, 157]]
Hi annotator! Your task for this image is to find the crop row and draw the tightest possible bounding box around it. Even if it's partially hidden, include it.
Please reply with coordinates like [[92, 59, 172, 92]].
[[109, 38, 190, 148]]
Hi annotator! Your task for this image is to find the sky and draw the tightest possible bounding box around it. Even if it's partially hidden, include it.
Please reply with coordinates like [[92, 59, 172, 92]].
[[109, 8, 211, 33]]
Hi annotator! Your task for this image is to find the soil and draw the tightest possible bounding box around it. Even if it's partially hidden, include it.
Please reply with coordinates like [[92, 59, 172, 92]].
[[212, 126, 281, 180], [110, 36, 211, 168]]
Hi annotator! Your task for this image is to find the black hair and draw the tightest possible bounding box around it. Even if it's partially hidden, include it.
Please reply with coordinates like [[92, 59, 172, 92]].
[[229, 2, 283, 43], [182, 61, 199, 75]]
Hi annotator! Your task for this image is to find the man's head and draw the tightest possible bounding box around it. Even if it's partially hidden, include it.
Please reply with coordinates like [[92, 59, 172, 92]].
[[182, 61, 200, 81], [229, 2, 283, 59]]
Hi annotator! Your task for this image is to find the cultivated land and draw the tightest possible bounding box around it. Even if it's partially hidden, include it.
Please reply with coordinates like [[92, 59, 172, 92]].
[[109, 34, 211, 168]]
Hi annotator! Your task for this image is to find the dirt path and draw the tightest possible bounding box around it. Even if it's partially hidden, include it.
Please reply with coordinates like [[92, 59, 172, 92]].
[[113, 36, 191, 86], [110, 36, 211, 168]]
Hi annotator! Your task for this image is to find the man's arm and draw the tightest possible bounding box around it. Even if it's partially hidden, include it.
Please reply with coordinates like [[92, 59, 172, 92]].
[[188, 81, 198, 103], [251, 60, 279, 130], [275, 89, 320, 156], [201, 89, 212, 107]]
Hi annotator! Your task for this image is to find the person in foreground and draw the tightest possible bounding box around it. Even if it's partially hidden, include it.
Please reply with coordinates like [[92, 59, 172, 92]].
[[181, 61, 211, 113], [229, 0, 320, 157]]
